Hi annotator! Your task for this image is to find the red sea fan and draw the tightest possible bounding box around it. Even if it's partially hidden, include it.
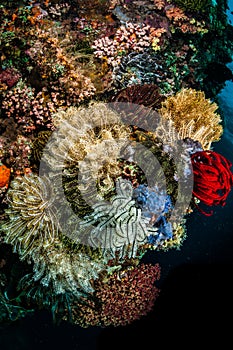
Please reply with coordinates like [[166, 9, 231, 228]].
[[191, 151, 233, 215]]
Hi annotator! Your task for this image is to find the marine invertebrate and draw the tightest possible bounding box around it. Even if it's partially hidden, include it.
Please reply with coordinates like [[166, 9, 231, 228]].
[[0, 164, 11, 188], [133, 184, 172, 223], [92, 22, 158, 67], [173, 0, 212, 14], [0, 68, 21, 88], [159, 88, 223, 149], [111, 83, 165, 109], [2, 173, 106, 298], [1, 135, 33, 176], [31, 131, 53, 163], [164, 4, 208, 34], [70, 262, 161, 327], [20, 239, 105, 297], [132, 184, 184, 249], [163, 220, 187, 250], [42, 102, 131, 211], [2, 174, 60, 258], [153, 0, 166, 10], [80, 179, 158, 260], [112, 50, 165, 88], [2, 85, 56, 133], [191, 151, 233, 215]]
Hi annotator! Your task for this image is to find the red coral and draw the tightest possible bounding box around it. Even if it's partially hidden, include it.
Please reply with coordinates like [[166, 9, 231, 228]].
[[72, 263, 161, 327], [191, 151, 233, 215]]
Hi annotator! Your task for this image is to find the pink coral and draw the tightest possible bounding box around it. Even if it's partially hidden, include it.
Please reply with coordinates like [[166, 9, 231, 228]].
[[92, 22, 156, 67], [2, 85, 56, 133]]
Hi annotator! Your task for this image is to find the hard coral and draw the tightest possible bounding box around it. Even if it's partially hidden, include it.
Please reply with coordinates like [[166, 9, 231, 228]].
[[92, 22, 156, 67], [173, 0, 212, 14], [2, 85, 56, 134], [0, 68, 21, 88]]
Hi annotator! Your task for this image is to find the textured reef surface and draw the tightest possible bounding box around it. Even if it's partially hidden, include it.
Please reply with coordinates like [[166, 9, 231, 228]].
[[0, 0, 233, 330]]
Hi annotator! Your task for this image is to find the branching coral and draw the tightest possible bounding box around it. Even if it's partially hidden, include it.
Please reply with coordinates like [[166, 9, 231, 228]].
[[2, 84, 56, 133], [173, 0, 213, 14], [159, 88, 223, 149], [92, 22, 166, 67], [0, 134, 33, 176], [0, 68, 21, 89]]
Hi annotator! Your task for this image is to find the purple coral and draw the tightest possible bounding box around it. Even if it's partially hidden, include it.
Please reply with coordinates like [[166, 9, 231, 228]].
[[0, 68, 21, 88]]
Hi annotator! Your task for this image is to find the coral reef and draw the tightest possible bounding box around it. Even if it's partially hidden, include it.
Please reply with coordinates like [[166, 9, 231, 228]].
[[0, 0, 233, 330], [80, 179, 158, 260], [1, 173, 107, 299], [191, 151, 233, 215], [173, 0, 213, 14], [111, 83, 165, 109], [159, 88, 223, 149], [69, 263, 161, 327], [0, 164, 11, 188]]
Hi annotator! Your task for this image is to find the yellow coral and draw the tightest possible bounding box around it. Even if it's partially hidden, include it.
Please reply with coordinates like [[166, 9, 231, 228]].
[[158, 88, 223, 149]]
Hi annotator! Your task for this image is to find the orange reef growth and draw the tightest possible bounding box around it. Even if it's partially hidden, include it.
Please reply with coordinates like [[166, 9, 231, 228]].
[[0, 164, 11, 188]]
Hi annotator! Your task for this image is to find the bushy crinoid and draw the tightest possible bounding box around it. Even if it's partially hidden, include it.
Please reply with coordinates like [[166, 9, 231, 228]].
[[2, 173, 107, 297], [159, 88, 223, 149], [2, 174, 60, 259]]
